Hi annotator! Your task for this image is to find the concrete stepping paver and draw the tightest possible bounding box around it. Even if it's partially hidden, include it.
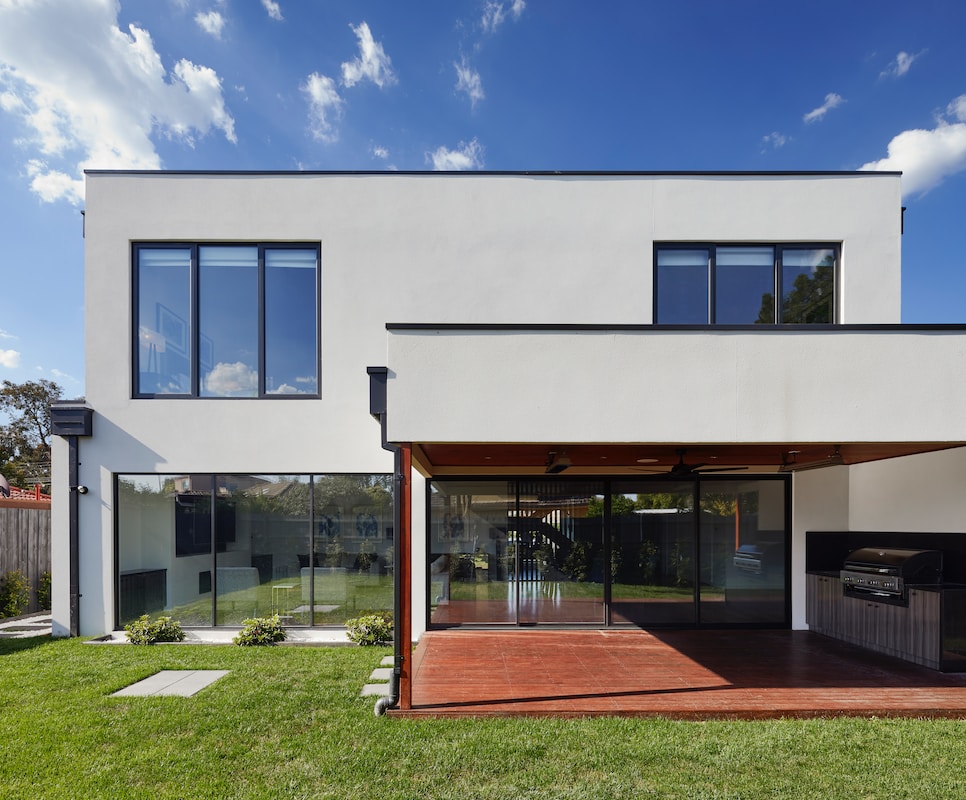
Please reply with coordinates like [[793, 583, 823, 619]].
[[368, 667, 392, 681], [112, 670, 229, 697]]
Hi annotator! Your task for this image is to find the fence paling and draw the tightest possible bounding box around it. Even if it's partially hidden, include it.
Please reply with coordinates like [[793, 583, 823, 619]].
[[0, 505, 51, 613]]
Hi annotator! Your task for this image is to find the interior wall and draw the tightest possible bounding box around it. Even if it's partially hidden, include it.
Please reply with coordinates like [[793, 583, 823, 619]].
[[790, 465, 850, 629]]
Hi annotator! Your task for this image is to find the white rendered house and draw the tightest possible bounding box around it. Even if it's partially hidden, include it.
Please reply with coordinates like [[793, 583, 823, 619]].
[[52, 171, 966, 693]]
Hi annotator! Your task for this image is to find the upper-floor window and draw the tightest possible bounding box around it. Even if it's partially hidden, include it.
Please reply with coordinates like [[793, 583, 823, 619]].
[[134, 243, 320, 397], [654, 244, 837, 325]]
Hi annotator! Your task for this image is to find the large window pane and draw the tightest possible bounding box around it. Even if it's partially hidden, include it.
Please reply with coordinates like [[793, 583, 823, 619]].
[[265, 249, 318, 394], [656, 249, 709, 323], [199, 246, 259, 397], [782, 247, 835, 323], [117, 474, 213, 627], [310, 475, 394, 625], [610, 481, 696, 625], [698, 479, 787, 625], [136, 249, 191, 394], [715, 246, 775, 324], [117, 473, 391, 629], [214, 475, 311, 626]]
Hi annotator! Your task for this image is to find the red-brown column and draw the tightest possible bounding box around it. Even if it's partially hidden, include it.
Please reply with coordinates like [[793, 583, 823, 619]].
[[398, 443, 413, 710]]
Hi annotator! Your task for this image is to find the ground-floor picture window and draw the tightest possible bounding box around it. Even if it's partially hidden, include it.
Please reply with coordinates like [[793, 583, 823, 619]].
[[429, 476, 788, 628], [116, 473, 392, 627]]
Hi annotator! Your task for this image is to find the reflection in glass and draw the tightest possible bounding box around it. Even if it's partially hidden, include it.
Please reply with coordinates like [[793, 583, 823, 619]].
[[117, 474, 213, 627], [699, 480, 786, 624], [715, 247, 774, 324], [516, 481, 604, 624], [429, 480, 604, 625], [429, 481, 515, 625], [199, 246, 259, 397], [136, 248, 191, 394], [310, 475, 393, 625], [656, 249, 709, 323], [781, 248, 835, 324], [609, 481, 696, 625], [116, 473, 391, 628], [265, 249, 318, 394], [214, 476, 311, 625]]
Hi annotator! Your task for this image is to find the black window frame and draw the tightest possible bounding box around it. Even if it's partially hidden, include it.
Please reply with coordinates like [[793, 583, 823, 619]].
[[132, 242, 322, 399], [653, 242, 839, 325]]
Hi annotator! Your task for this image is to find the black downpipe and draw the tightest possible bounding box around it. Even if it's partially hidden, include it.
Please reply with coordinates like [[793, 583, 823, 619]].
[[67, 435, 80, 637], [374, 424, 403, 717]]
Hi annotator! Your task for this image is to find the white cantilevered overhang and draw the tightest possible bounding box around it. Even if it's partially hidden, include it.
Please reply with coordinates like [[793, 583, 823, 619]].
[[382, 324, 966, 472]]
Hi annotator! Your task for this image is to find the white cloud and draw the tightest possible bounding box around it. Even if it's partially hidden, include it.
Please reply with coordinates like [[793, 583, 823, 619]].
[[371, 145, 389, 159], [204, 361, 258, 396], [0, 329, 16, 340], [880, 50, 925, 79], [803, 92, 845, 124], [261, 0, 283, 21], [341, 22, 396, 89], [301, 72, 343, 142], [50, 368, 80, 385], [268, 383, 304, 395], [761, 131, 789, 151], [455, 57, 484, 107], [428, 138, 484, 171], [0, 0, 236, 204], [195, 10, 225, 39], [482, 0, 525, 33], [0, 349, 21, 368], [859, 95, 966, 198]]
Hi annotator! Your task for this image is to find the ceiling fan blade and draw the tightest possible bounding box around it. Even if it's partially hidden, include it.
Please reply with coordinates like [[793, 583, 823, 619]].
[[694, 466, 749, 473]]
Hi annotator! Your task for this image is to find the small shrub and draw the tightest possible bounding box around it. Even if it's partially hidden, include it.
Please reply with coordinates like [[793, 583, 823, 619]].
[[36, 571, 52, 610], [345, 612, 393, 646], [0, 570, 30, 618], [124, 615, 186, 645], [233, 615, 287, 646]]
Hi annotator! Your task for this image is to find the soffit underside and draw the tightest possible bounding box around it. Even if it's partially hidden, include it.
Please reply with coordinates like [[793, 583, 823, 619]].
[[411, 442, 966, 476]]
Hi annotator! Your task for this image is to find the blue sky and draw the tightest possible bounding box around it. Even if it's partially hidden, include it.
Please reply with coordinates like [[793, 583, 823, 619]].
[[1, 0, 966, 399]]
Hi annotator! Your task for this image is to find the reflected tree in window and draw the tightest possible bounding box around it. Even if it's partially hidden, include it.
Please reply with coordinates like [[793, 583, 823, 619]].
[[757, 251, 835, 324]]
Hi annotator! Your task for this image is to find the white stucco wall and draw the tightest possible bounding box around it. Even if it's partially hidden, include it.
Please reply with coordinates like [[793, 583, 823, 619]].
[[385, 328, 966, 445], [57, 171, 905, 635], [789, 467, 850, 629], [848, 448, 966, 532]]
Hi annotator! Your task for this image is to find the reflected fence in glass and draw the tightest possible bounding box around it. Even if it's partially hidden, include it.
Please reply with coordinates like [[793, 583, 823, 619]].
[[116, 473, 392, 628]]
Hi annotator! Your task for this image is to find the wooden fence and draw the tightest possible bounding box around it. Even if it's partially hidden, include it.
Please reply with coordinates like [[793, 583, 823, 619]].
[[0, 500, 51, 613]]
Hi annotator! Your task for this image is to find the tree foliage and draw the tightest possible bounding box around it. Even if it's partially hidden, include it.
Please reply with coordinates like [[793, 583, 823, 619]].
[[0, 379, 62, 489]]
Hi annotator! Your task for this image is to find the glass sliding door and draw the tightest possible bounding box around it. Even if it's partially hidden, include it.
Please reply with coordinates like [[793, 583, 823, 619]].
[[427, 476, 789, 630], [429, 479, 605, 625], [515, 480, 605, 625], [429, 480, 515, 625], [698, 479, 787, 625], [610, 481, 697, 625]]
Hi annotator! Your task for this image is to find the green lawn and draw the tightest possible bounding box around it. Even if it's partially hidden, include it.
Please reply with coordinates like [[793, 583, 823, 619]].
[[2, 636, 966, 799]]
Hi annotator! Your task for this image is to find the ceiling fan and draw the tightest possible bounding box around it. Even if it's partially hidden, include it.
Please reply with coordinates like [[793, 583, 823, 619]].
[[633, 448, 749, 476]]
